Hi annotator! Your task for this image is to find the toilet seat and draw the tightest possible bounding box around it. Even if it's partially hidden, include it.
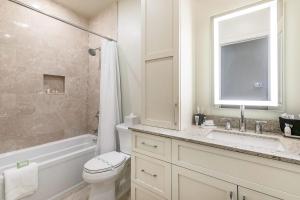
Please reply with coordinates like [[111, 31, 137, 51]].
[[84, 151, 126, 174]]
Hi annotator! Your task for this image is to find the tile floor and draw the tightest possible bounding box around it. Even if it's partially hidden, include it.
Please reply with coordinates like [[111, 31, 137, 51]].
[[62, 185, 90, 200], [62, 185, 130, 200]]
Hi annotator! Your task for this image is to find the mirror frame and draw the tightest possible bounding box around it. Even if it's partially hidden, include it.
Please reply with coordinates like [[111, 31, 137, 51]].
[[213, 0, 279, 107]]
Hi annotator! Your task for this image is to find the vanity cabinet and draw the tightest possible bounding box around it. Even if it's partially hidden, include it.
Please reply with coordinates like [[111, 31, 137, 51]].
[[132, 131, 172, 162], [131, 183, 166, 200], [238, 187, 281, 200], [131, 153, 171, 199], [141, 0, 194, 130], [172, 165, 238, 200], [172, 165, 281, 200], [131, 131, 172, 199], [131, 131, 300, 200]]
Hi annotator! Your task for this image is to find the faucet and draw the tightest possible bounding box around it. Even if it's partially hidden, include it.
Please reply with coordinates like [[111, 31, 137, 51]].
[[239, 105, 246, 132]]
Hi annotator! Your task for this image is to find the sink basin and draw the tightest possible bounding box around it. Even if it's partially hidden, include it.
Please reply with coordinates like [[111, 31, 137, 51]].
[[206, 130, 286, 152]]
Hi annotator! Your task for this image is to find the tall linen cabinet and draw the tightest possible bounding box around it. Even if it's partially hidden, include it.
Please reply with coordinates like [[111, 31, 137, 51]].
[[141, 0, 195, 130]]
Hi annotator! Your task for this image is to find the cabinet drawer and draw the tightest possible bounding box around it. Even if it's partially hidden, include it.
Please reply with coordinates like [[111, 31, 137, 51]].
[[131, 153, 171, 199], [131, 183, 167, 200], [132, 131, 171, 162], [172, 139, 300, 199]]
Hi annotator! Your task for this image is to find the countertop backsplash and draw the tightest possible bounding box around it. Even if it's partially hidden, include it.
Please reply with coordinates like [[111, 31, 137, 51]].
[[206, 115, 282, 134]]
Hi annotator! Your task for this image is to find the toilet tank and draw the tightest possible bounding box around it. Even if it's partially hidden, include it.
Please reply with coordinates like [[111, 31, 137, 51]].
[[116, 123, 131, 155]]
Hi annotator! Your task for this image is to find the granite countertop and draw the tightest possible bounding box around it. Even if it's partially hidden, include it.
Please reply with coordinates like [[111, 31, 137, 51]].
[[129, 124, 300, 165]]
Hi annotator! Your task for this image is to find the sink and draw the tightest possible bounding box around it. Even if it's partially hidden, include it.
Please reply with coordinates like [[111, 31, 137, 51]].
[[206, 130, 286, 152]]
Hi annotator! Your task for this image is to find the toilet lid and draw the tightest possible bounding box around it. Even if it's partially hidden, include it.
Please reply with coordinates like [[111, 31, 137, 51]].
[[84, 151, 126, 174]]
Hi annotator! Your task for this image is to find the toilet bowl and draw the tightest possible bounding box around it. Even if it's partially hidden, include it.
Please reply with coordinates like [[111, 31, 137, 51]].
[[83, 124, 131, 200]]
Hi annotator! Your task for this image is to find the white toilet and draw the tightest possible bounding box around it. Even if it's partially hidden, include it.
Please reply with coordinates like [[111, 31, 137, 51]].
[[82, 124, 131, 200]]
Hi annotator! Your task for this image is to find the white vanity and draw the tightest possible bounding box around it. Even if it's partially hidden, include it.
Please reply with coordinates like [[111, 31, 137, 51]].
[[135, 0, 300, 199], [130, 125, 300, 200]]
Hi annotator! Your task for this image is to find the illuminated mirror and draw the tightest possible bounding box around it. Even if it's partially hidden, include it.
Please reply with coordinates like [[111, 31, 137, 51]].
[[213, 0, 281, 107]]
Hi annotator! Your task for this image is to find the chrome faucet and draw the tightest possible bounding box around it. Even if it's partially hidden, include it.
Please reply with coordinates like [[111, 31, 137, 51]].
[[239, 105, 246, 132]]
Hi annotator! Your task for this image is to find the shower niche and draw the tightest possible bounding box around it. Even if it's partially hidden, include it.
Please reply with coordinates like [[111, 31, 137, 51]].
[[43, 74, 65, 95]]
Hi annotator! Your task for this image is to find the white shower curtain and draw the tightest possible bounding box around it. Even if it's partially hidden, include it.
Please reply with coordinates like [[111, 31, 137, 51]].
[[96, 40, 122, 155]]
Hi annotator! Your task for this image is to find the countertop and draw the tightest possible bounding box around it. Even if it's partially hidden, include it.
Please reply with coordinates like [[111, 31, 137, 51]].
[[129, 124, 300, 165]]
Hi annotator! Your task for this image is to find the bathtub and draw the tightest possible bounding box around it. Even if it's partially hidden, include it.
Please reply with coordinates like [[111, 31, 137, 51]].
[[0, 134, 96, 200]]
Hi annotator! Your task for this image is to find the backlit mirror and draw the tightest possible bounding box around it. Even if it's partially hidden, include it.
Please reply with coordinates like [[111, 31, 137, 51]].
[[213, 0, 282, 107]]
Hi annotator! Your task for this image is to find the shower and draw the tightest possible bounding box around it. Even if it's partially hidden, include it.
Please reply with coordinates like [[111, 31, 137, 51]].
[[88, 47, 101, 56]]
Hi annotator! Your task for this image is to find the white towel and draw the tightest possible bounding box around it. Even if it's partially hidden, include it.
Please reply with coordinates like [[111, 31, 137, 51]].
[[4, 163, 38, 200], [0, 175, 4, 200]]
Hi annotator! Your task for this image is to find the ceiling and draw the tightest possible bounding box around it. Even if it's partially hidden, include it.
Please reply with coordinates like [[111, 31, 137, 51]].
[[52, 0, 116, 19]]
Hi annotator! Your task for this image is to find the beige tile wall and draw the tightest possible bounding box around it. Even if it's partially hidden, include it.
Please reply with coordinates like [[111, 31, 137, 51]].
[[18, 0, 89, 28], [87, 2, 118, 132], [0, 0, 117, 153]]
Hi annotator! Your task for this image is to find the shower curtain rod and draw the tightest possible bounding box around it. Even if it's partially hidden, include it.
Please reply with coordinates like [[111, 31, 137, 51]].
[[8, 0, 117, 42]]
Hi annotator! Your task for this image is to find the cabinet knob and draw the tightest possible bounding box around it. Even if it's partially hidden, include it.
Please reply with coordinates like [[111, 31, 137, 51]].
[[243, 196, 246, 200]]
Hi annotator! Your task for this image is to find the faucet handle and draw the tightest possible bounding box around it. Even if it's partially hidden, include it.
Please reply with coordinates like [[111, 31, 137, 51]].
[[255, 121, 267, 134], [256, 120, 267, 125], [221, 118, 232, 130]]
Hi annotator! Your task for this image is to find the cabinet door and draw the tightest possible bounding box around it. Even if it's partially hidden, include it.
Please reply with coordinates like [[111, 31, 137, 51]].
[[238, 187, 282, 200], [172, 165, 238, 200], [142, 0, 174, 58], [131, 183, 166, 200], [131, 153, 171, 199], [141, 0, 179, 129]]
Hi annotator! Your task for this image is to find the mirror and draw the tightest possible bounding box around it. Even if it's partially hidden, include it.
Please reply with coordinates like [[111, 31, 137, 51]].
[[213, 0, 282, 107]]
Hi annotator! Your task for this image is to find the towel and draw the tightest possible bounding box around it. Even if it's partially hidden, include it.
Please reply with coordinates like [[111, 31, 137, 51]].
[[4, 163, 38, 200], [0, 175, 4, 200]]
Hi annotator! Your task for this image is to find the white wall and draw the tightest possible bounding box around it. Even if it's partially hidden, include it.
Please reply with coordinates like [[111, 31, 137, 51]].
[[195, 0, 300, 119], [118, 0, 142, 118], [219, 8, 270, 44], [285, 0, 300, 115], [180, 0, 196, 129]]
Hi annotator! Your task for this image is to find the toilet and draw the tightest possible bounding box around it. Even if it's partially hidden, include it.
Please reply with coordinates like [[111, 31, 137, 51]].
[[82, 123, 131, 200]]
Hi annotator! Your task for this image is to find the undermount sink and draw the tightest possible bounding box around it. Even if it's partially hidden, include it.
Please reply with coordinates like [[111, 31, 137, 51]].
[[206, 130, 286, 152]]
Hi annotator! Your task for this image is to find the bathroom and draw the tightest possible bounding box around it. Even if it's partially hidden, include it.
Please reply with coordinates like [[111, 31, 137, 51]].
[[0, 0, 300, 199]]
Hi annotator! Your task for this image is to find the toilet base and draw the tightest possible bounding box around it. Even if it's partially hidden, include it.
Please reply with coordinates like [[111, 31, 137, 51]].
[[89, 181, 116, 200]]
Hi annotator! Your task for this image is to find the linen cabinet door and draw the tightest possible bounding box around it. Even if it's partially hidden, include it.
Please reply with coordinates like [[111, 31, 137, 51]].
[[141, 0, 179, 129], [238, 187, 282, 200], [142, 0, 174, 56], [172, 165, 238, 200]]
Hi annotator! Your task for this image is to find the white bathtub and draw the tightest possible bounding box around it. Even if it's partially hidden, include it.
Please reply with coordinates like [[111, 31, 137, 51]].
[[0, 134, 96, 200]]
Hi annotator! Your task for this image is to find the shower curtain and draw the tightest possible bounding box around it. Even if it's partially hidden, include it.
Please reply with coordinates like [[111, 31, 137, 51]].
[[96, 40, 122, 155]]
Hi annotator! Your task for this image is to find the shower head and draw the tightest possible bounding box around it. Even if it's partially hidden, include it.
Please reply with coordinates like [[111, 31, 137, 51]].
[[88, 48, 100, 56], [88, 49, 96, 56]]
